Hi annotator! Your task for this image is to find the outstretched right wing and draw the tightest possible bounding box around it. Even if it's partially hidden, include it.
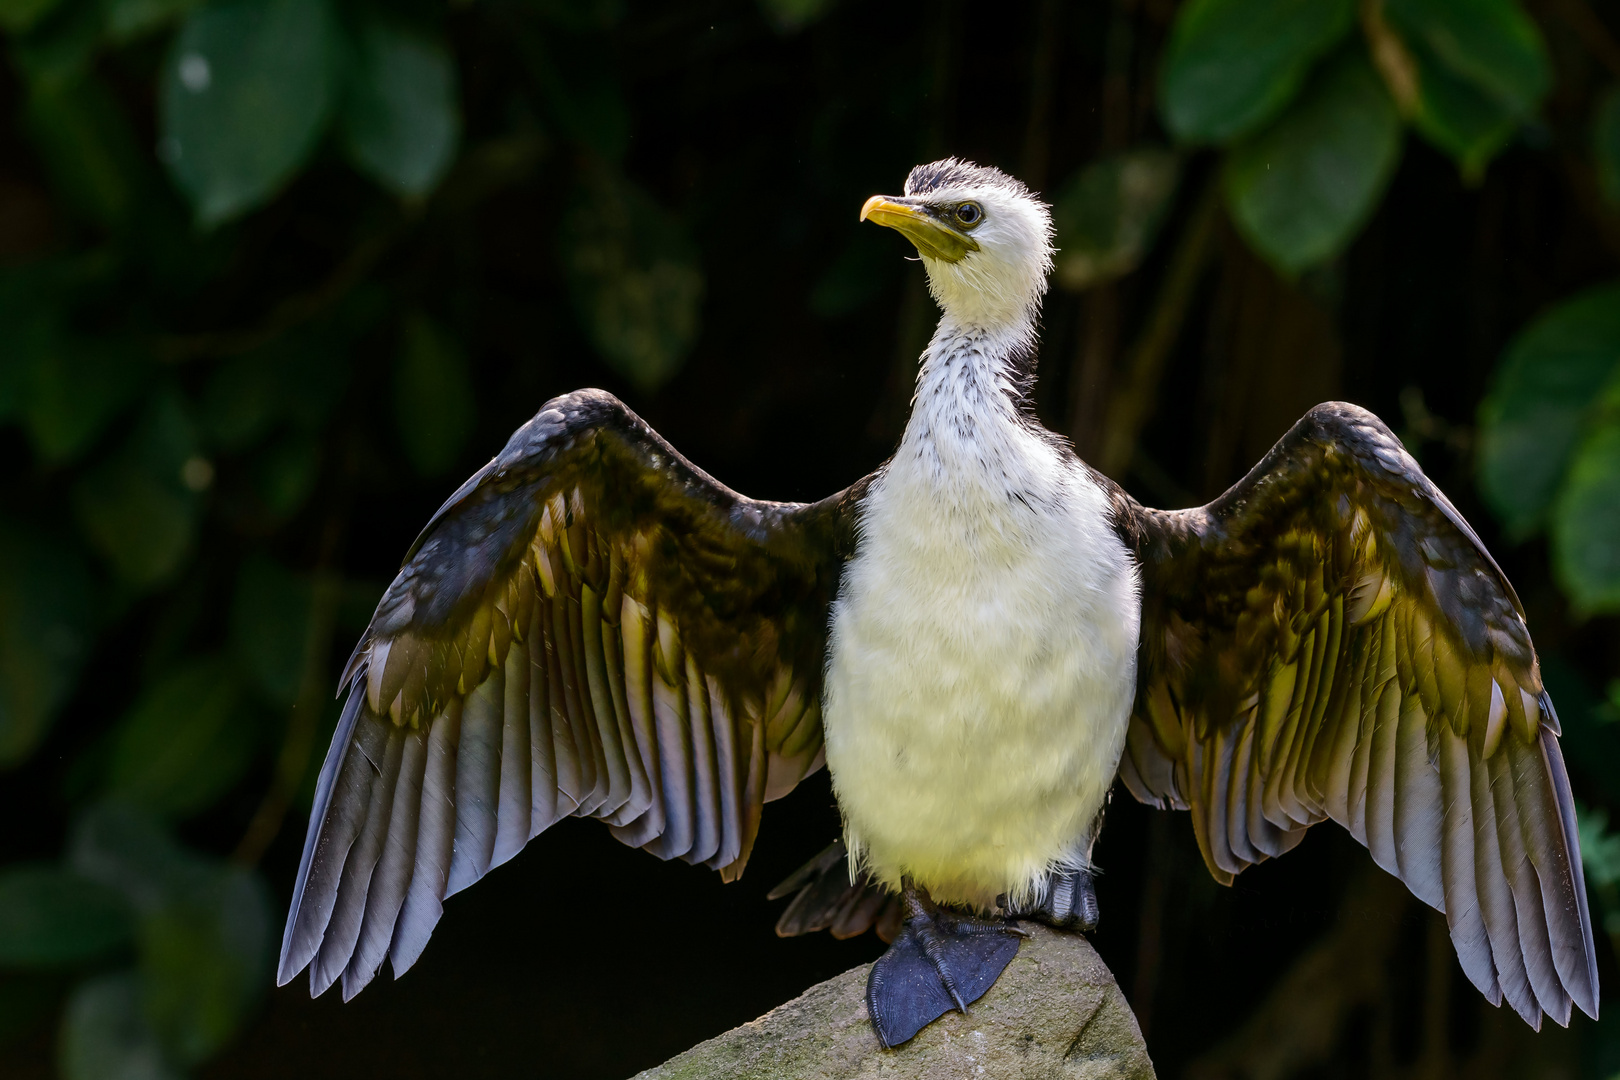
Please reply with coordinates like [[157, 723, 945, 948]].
[[278, 389, 858, 1000]]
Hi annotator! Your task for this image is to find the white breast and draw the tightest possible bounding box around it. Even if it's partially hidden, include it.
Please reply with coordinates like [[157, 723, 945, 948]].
[[822, 333, 1141, 911]]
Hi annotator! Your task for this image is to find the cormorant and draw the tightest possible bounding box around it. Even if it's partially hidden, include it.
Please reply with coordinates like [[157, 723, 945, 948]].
[[278, 159, 1599, 1049]]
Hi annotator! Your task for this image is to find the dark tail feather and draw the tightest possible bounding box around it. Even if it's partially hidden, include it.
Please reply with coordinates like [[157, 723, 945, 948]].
[[769, 839, 900, 943]]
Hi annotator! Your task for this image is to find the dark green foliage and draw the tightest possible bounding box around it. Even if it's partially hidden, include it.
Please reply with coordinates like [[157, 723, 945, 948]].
[[160, 0, 340, 225], [0, 867, 132, 967], [1160, 0, 1355, 144], [561, 166, 705, 393], [1224, 49, 1401, 273], [1384, 0, 1548, 176], [0, 524, 93, 766], [1598, 87, 1620, 207], [394, 313, 476, 477], [1052, 148, 1181, 290], [66, 805, 272, 1073], [106, 659, 253, 819], [339, 17, 459, 199], [1160, 0, 1549, 269], [1477, 281, 1620, 613]]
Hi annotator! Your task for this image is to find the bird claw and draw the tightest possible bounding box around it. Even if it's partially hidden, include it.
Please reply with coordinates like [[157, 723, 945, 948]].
[[1001, 867, 1100, 931], [864, 885, 1023, 1049]]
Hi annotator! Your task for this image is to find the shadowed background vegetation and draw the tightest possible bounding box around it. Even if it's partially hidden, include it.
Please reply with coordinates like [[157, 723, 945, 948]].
[[0, 0, 1619, 1076]]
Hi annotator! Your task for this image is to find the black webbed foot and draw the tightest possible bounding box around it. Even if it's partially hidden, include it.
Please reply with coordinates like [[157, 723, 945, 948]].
[[1002, 867, 1099, 931], [865, 884, 1025, 1049]]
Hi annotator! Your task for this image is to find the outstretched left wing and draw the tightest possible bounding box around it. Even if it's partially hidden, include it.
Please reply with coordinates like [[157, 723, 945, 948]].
[[1115, 402, 1599, 1029], [278, 390, 855, 1000]]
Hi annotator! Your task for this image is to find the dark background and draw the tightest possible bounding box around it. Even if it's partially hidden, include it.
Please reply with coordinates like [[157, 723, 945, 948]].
[[2, 0, 1620, 1077]]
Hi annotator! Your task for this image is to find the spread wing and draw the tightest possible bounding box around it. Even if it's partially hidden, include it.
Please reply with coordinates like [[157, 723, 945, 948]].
[[277, 389, 855, 999], [1115, 402, 1599, 1028]]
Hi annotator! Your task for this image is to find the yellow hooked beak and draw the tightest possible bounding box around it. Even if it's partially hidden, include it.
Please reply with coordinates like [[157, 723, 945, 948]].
[[860, 195, 980, 263]]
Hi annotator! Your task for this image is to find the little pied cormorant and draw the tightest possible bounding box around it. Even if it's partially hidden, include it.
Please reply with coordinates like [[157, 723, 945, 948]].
[[278, 159, 1599, 1049]]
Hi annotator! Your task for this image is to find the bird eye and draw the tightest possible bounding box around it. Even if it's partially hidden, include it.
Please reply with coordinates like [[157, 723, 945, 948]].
[[954, 202, 983, 227]]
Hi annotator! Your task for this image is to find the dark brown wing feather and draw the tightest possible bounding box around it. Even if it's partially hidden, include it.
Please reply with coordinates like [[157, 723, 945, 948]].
[[1115, 401, 1599, 1029], [278, 389, 857, 998]]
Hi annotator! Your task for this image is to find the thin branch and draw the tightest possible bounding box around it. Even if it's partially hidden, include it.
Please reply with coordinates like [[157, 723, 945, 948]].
[[156, 228, 397, 364], [1019, 0, 1064, 191], [232, 512, 347, 868], [1098, 174, 1223, 478]]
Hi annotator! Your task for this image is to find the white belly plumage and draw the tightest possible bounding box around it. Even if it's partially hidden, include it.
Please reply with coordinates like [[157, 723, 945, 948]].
[[823, 432, 1142, 910]]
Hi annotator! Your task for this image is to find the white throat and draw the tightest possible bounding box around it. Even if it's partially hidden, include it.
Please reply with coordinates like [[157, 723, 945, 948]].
[[897, 313, 1042, 499]]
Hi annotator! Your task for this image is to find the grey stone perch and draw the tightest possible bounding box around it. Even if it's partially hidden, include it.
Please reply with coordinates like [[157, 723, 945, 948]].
[[632, 925, 1156, 1079]]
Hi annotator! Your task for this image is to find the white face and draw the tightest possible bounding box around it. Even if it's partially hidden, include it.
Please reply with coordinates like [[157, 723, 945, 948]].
[[901, 160, 1054, 329]]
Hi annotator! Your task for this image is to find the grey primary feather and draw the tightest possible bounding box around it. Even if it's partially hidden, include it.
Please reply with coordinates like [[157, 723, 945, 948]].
[[447, 674, 502, 897], [1438, 726, 1502, 1006], [311, 722, 403, 996], [342, 724, 428, 1001], [683, 656, 722, 867], [647, 648, 695, 861], [278, 390, 854, 994], [276, 689, 370, 985], [1487, 750, 1567, 1022], [390, 702, 462, 976], [492, 643, 533, 869]]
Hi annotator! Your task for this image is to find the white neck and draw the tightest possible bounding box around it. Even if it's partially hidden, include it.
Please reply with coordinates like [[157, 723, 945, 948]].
[[902, 313, 1034, 446], [894, 312, 1053, 504]]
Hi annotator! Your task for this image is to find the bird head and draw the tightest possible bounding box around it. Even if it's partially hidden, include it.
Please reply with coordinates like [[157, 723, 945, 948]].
[[861, 159, 1053, 330]]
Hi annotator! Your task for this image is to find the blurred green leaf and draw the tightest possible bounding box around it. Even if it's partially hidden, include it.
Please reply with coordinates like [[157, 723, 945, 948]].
[[58, 970, 181, 1080], [394, 313, 475, 477], [1553, 418, 1620, 615], [68, 805, 272, 1067], [1225, 50, 1402, 274], [0, 0, 63, 32], [73, 391, 200, 589], [341, 18, 460, 199], [756, 0, 832, 33], [251, 429, 321, 517], [1160, 0, 1353, 144], [158, 0, 339, 226], [200, 329, 349, 451], [138, 864, 270, 1064], [1477, 280, 1620, 537], [24, 340, 147, 465], [8, 0, 102, 91], [1581, 806, 1620, 893], [1401, 39, 1517, 178], [561, 168, 704, 392], [230, 554, 311, 707], [0, 865, 132, 967], [1596, 86, 1620, 207], [1053, 147, 1181, 291], [1384, 0, 1548, 178], [106, 658, 252, 819], [0, 524, 94, 767], [525, 29, 629, 161], [23, 75, 145, 232], [1384, 0, 1547, 117], [70, 803, 191, 910], [103, 0, 201, 42]]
